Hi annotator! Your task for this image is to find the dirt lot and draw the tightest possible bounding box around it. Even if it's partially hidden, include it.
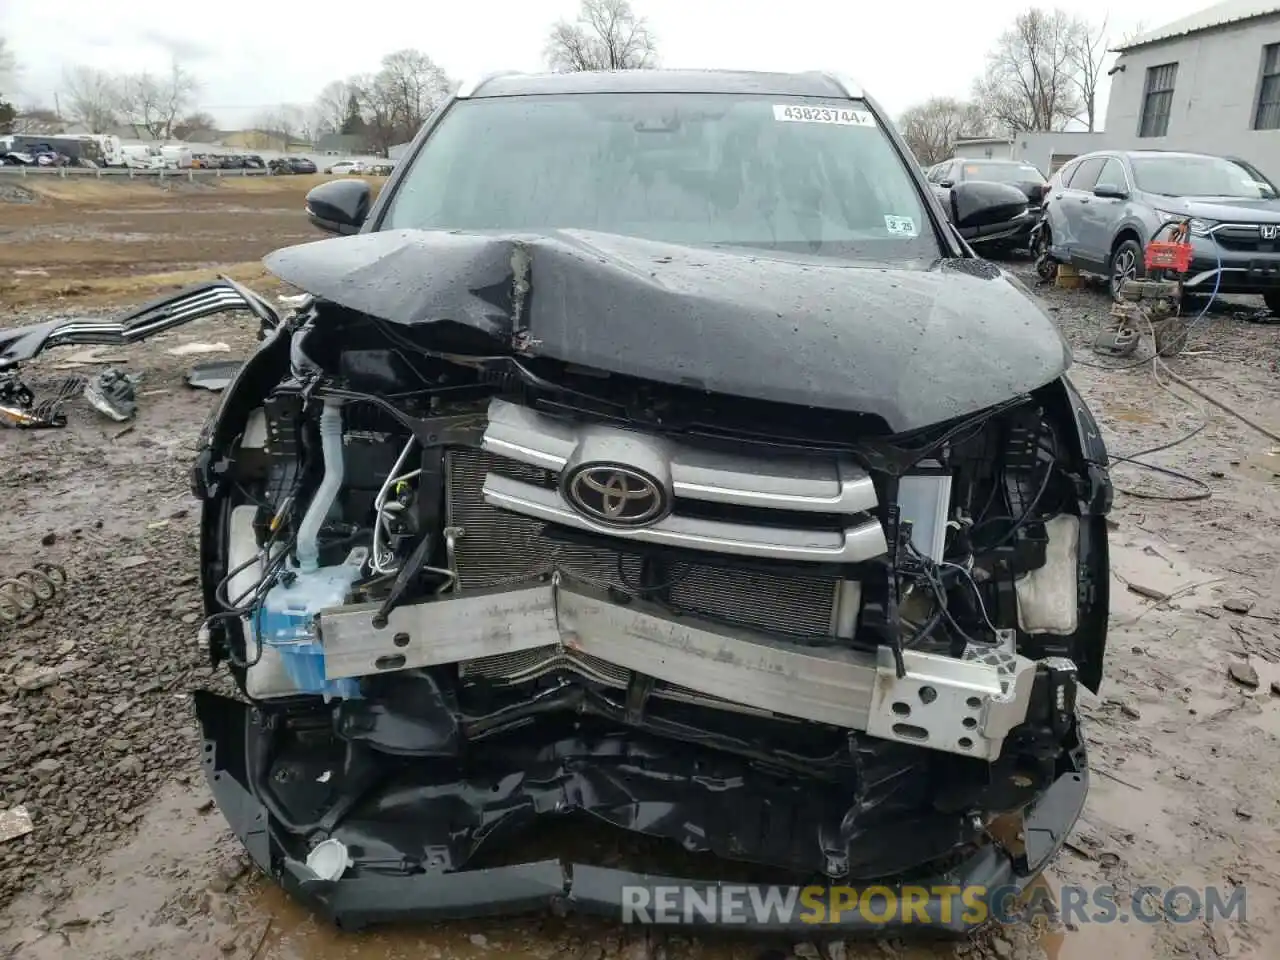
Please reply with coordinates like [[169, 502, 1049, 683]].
[[0, 174, 383, 308], [2, 179, 1280, 960]]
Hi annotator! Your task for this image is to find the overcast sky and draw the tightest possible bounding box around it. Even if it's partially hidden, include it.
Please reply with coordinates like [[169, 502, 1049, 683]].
[[1, 0, 1208, 129]]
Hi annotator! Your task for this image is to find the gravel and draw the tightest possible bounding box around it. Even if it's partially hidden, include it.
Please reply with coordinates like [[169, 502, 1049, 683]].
[[0, 518, 231, 907]]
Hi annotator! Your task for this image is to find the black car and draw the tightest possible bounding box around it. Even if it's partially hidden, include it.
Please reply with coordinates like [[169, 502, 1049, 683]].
[[269, 156, 317, 175], [926, 158, 1049, 253], [190, 69, 1110, 934]]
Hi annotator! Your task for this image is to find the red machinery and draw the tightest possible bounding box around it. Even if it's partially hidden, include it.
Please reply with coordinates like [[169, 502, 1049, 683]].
[[1144, 220, 1193, 275]]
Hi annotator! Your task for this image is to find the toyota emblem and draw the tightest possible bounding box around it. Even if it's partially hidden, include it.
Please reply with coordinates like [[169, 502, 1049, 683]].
[[563, 465, 668, 527]]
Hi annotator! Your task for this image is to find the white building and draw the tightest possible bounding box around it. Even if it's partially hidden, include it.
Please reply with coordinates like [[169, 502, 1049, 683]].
[[958, 0, 1280, 178]]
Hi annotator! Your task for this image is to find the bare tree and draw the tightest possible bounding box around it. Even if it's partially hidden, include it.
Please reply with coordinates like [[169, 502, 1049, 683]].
[[171, 111, 217, 140], [1066, 16, 1109, 131], [299, 105, 323, 146], [62, 66, 119, 133], [545, 0, 658, 72], [974, 8, 1081, 133], [313, 80, 354, 135], [340, 52, 454, 152], [115, 61, 199, 140], [0, 36, 14, 90], [0, 37, 14, 132], [899, 98, 990, 165], [253, 104, 311, 147], [10, 106, 63, 134], [377, 49, 450, 132]]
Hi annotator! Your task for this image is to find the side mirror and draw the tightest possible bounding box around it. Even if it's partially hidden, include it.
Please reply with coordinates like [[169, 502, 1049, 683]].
[[304, 179, 372, 236], [949, 180, 1028, 229], [938, 179, 955, 189], [1094, 183, 1129, 200]]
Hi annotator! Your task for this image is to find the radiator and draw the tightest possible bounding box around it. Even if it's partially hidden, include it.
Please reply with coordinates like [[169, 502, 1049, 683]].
[[444, 447, 839, 638]]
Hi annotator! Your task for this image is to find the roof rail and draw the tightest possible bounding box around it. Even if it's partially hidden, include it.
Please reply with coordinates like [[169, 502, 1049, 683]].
[[455, 71, 523, 99], [820, 71, 865, 99]]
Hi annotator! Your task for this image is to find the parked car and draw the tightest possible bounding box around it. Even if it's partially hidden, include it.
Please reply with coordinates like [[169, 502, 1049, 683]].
[[926, 158, 1048, 253], [191, 69, 1110, 934], [1039, 149, 1280, 306], [243, 155, 266, 170], [324, 160, 365, 175], [269, 156, 318, 175]]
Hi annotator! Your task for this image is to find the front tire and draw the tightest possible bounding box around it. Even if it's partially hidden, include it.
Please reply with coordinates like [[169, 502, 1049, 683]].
[[1033, 226, 1058, 281], [1263, 291, 1280, 314], [1110, 238, 1145, 302]]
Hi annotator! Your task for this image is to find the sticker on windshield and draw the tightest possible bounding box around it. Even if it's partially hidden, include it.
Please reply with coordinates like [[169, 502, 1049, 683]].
[[884, 215, 918, 237], [773, 104, 875, 126]]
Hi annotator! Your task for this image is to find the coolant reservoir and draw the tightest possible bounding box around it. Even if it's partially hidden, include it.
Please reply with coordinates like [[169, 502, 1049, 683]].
[[256, 548, 368, 700]]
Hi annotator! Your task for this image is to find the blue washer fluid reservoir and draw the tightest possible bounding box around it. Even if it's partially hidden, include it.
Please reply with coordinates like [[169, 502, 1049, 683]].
[[256, 547, 368, 701]]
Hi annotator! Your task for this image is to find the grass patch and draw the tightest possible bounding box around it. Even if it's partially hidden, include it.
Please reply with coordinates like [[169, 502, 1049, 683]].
[[224, 173, 387, 194], [0, 262, 286, 309], [16, 173, 386, 205]]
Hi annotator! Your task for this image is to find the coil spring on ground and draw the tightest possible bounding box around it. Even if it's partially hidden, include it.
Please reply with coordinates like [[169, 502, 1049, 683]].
[[0, 563, 69, 625]]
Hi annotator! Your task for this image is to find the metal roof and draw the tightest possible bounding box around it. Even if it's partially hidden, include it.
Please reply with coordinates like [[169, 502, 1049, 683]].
[[457, 69, 864, 100], [1113, 0, 1280, 51]]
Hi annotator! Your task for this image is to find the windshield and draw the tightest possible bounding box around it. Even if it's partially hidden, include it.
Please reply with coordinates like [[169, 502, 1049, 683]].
[[382, 93, 939, 261], [1132, 155, 1276, 198], [962, 162, 1044, 184]]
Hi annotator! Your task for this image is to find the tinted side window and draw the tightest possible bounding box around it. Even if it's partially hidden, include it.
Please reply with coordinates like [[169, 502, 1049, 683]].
[[1067, 157, 1107, 191]]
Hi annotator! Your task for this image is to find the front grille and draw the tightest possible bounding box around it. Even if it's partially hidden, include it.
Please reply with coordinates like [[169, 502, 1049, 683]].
[[444, 447, 839, 637], [1214, 225, 1280, 253]]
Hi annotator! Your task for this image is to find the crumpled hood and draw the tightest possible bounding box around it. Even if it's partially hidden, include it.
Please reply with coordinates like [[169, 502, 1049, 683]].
[[264, 228, 1070, 433]]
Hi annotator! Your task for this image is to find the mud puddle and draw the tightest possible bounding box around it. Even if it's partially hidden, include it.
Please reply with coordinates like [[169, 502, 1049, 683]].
[[0, 775, 1184, 960]]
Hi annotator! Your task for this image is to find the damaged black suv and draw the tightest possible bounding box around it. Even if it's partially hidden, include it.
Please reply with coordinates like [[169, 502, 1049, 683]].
[[189, 70, 1111, 933]]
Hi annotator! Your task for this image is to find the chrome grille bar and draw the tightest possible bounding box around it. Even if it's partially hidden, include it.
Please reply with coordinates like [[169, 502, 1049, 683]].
[[479, 399, 888, 564]]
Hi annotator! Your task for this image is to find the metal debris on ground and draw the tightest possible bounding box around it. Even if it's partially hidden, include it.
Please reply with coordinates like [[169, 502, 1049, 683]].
[[84, 368, 140, 422], [1111, 278, 1190, 357], [1235, 307, 1279, 324], [186, 360, 243, 393], [0, 373, 86, 429], [0, 806, 34, 844], [0, 563, 69, 625]]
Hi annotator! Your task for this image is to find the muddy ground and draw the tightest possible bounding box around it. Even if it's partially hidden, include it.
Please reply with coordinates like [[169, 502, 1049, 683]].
[[1, 179, 1280, 960]]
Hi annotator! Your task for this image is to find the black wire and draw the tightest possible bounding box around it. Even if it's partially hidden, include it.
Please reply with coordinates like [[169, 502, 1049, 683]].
[[970, 459, 1055, 550], [1109, 454, 1212, 501]]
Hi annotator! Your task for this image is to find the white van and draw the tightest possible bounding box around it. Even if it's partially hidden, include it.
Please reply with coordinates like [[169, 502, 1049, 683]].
[[85, 134, 125, 167], [160, 145, 193, 169]]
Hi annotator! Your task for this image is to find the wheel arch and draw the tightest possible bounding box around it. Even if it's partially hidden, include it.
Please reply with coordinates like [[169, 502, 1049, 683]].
[[1109, 227, 1143, 258]]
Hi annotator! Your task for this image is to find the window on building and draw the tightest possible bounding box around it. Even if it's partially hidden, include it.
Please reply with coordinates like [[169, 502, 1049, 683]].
[[1255, 44, 1280, 129], [1139, 63, 1178, 138]]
